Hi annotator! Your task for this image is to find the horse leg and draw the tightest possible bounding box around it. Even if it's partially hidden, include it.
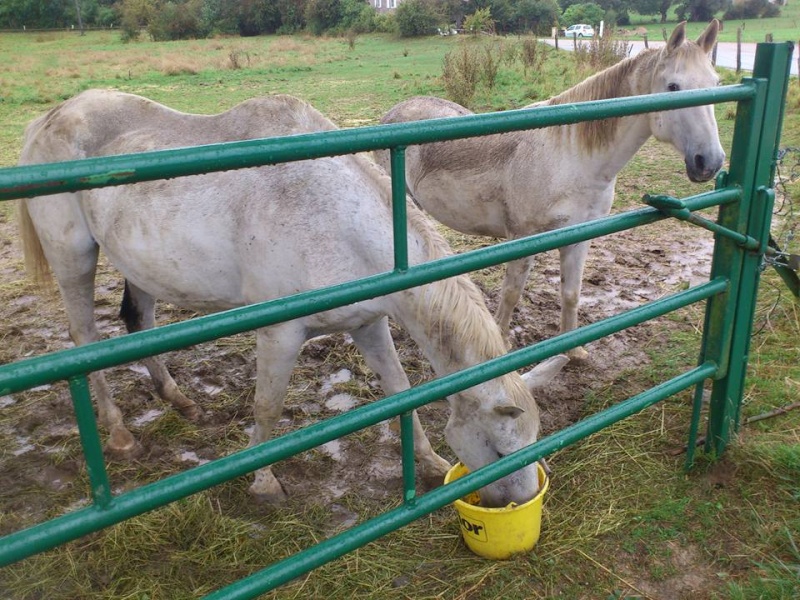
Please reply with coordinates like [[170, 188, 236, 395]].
[[559, 241, 591, 361], [119, 280, 202, 420], [248, 323, 306, 503], [495, 256, 534, 343], [48, 243, 138, 456], [350, 318, 451, 477]]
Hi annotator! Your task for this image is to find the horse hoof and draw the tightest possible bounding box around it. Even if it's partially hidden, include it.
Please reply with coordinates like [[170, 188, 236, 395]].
[[420, 472, 447, 493], [567, 346, 589, 362], [179, 403, 204, 422], [106, 428, 143, 460], [248, 484, 288, 505], [422, 455, 452, 478]]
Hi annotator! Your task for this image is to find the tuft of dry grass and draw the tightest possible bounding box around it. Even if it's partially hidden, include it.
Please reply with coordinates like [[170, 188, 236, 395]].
[[573, 34, 631, 71], [160, 57, 201, 76]]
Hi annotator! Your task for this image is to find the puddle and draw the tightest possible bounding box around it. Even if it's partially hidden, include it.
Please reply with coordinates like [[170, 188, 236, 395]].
[[13, 436, 35, 456], [320, 369, 352, 394], [201, 382, 223, 396], [178, 451, 209, 465], [326, 503, 359, 533], [320, 440, 344, 461], [132, 409, 164, 427], [325, 393, 357, 412], [127, 364, 150, 376]]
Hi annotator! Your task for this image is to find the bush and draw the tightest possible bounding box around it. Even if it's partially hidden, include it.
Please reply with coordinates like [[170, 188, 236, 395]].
[[235, 0, 282, 36], [336, 0, 377, 33], [723, 0, 781, 20], [463, 7, 495, 35], [442, 44, 480, 106], [147, 0, 204, 40], [510, 0, 560, 36], [520, 37, 543, 77], [304, 0, 341, 35], [395, 0, 440, 37], [481, 41, 503, 89], [373, 11, 398, 34], [676, 0, 727, 22], [120, 0, 155, 42], [574, 32, 629, 70], [97, 6, 119, 27], [561, 2, 603, 28]]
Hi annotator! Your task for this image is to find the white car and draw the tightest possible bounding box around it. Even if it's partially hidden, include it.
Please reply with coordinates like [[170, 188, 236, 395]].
[[562, 24, 595, 38]]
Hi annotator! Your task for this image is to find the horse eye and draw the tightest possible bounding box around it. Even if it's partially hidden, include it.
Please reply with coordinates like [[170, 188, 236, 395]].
[[668, 83, 680, 92]]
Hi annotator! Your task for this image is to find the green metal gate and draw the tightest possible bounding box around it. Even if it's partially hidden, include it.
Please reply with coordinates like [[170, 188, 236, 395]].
[[0, 41, 793, 599]]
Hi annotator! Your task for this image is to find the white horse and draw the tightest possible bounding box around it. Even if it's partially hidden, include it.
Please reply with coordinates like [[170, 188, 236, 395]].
[[17, 89, 568, 507], [378, 20, 725, 360]]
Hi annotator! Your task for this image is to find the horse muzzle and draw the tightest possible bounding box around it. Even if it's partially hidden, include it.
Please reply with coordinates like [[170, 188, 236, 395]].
[[685, 151, 725, 183], [480, 466, 540, 508]]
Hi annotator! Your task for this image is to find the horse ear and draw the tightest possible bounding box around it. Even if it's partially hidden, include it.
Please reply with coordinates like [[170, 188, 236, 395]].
[[666, 21, 687, 54], [521, 355, 569, 391], [696, 19, 719, 55], [494, 404, 525, 419]]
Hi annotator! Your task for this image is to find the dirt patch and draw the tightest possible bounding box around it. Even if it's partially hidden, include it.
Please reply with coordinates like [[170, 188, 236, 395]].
[[614, 541, 720, 600]]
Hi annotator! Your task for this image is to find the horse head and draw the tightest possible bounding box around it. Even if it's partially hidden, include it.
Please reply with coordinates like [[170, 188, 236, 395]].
[[444, 355, 568, 507], [648, 20, 725, 182]]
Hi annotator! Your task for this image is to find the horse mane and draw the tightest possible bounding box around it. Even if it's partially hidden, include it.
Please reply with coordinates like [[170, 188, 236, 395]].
[[363, 160, 530, 404], [545, 48, 661, 153], [424, 263, 532, 404], [376, 171, 509, 361]]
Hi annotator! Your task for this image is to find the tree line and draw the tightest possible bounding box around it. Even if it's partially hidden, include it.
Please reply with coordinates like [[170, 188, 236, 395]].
[[0, 0, 781, 40]]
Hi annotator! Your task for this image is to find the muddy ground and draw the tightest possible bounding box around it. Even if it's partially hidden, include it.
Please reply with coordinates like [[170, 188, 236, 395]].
[[0, 189, 714, 533]]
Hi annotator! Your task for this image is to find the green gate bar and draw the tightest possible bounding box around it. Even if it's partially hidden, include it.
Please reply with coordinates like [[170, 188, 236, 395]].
[[0, 187, 739, 396], [0, 86, 754, 202], [390, 146, 409, 271], [0, 41, 792, 600], [207, 362, 720, 600], [68, 375, 112, 508], [0, 279, 727, 567]]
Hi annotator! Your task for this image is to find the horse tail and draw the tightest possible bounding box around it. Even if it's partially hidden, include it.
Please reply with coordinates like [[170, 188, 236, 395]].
[[17, 199, 53, 290]]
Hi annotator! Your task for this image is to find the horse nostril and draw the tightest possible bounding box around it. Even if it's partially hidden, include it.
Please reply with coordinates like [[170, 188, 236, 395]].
[[694, 154, 706, 172]]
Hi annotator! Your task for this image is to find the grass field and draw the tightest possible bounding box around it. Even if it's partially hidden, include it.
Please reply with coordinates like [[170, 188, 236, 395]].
[[0, 22, 798, 600], [629, 2, 800, 43]]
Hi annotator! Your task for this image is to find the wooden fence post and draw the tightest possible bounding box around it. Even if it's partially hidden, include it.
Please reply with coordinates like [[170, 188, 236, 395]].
[[736, 28, 742, 74]]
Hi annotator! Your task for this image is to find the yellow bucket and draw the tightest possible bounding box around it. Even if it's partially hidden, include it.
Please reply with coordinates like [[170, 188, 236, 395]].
[[444, 462, 549, 560]]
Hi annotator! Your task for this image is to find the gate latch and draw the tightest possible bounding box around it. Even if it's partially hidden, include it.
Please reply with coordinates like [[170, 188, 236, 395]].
[[643, 193, 760, 251]]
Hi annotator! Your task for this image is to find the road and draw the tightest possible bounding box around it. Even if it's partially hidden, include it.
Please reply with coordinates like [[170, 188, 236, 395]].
[[543, 38, 798, 76]]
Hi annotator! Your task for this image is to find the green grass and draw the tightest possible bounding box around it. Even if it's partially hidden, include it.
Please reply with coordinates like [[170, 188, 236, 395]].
[[628, 2, 800, 43], [0, 27, 798, 600]]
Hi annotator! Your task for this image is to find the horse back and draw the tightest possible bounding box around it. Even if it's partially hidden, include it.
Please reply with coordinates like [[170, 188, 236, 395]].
[[19, 89, 338, 164], [380, 96, 473, 125], [17, 90, 450, 313]]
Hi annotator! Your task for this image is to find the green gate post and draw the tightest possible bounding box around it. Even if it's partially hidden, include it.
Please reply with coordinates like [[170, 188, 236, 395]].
[[700, 42, 794, 459]]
